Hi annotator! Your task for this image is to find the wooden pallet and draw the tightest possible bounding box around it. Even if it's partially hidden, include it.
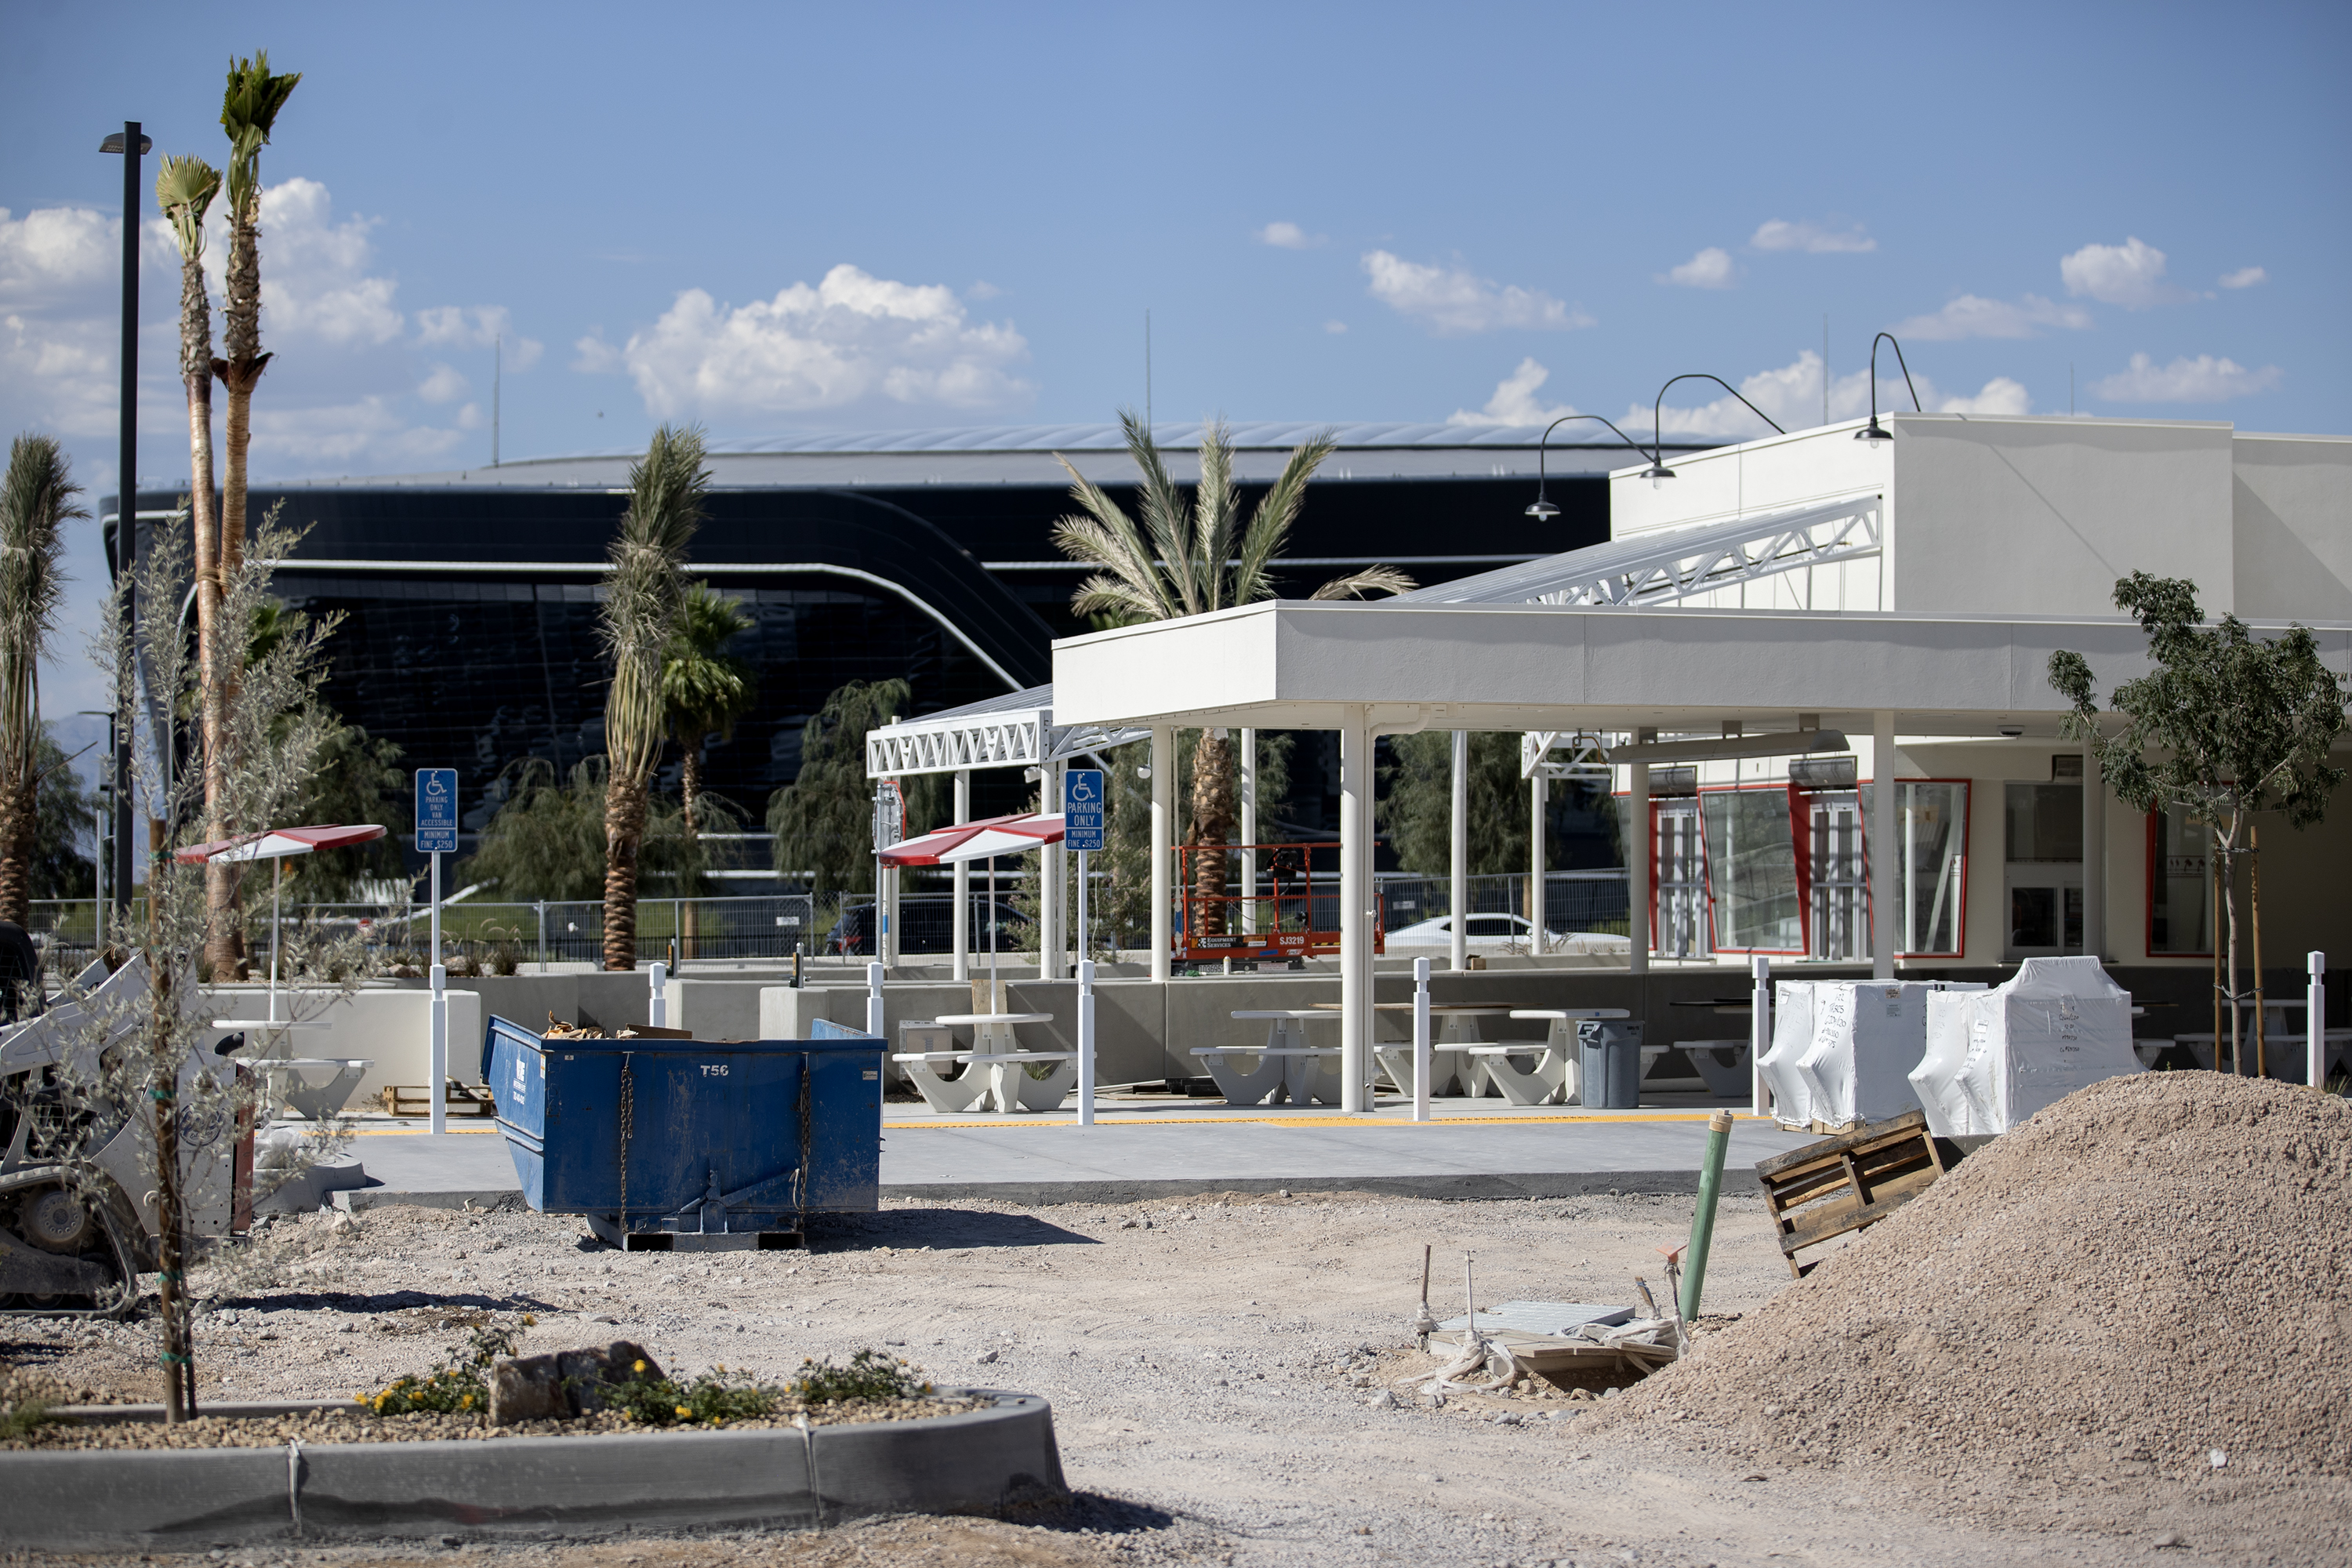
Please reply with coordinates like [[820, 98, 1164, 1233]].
[[1753, 1108, 1948, 1279], [381, 1082, 496, 1118]]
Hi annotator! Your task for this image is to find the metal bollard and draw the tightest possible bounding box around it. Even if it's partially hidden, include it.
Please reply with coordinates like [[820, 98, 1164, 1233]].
[[1750, 954, 1772, 1118], [2312, 951, 2329, 1090], [429, 962, 448, 1135], [866, 961, 885, 1039], [1411, 957, 1432, 1123], [648, 960, 668, 1029], [1078, 958, 1098, 1126]]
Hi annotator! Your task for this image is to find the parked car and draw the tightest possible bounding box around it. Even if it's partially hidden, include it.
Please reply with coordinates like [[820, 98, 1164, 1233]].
[[1385, 912, 1628, 952]]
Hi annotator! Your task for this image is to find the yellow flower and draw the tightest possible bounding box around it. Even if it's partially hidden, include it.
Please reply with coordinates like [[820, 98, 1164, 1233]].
[[521, 1314, 537, 1326], [674, 1404, 691, 1418], [633, 1359, 648, 1373], [459, 1394, 474, 1409]]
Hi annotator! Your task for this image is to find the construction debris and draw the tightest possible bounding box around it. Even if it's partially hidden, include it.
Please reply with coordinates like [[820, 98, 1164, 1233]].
[[1753, 1107, 1948, 1278]]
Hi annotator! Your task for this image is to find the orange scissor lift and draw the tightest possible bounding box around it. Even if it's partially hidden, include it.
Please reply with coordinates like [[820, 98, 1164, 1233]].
[[1172, 842, 1384, 964]]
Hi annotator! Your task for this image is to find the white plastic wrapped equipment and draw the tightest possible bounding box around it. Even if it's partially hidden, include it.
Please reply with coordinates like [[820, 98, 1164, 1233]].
[[1796, 982, 1926, 1128], [1758, 981, 1818, 1127], [1937, 956, 2140, 1134], [1913, 989, 1976, 1136]]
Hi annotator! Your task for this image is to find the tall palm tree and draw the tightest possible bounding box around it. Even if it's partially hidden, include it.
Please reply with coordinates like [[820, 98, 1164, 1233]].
[[155, 153, 238, 974], [1052, 412, 1414, 937], [0, 436, 85, 927], [600, 426, 708, 970]]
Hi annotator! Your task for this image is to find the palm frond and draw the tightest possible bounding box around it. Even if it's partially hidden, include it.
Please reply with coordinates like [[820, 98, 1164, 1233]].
[[154, 157, 221, 258], [1118, 410, 1203, 617], [603, 426, 709, 784], [220, 52, 301, 220], [0, 437, 85, 785], [1070, 572, 1166, 622], [1306, 564, 1418, 601], [1192, 419, 1237, 613], [1052, 456, 1178, 619], [661, 583, 757, 744], [1231, 430, 1337, 604]]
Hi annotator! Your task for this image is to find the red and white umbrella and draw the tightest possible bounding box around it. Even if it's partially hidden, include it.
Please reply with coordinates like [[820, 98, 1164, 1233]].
[[878, 811, 1065, 981], [173, 823, 388, 865], [880, 812, 1065, 866], [173, 825, 388, 1022]]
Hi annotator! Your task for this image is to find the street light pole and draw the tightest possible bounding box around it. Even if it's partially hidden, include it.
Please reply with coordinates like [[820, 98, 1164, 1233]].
[[100, 122, 150, 924]]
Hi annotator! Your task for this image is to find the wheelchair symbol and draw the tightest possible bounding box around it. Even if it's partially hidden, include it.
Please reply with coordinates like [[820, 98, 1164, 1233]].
[[1067, 772, 1101, 804]]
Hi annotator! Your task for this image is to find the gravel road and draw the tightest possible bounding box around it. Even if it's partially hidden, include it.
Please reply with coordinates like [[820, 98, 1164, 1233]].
[[3, 1188, 2324, 1566]]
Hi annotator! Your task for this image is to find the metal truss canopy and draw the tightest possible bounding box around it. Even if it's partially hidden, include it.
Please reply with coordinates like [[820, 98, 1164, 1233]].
[[1395, 494, 1883, 610], [865, 684, 1149, 779]]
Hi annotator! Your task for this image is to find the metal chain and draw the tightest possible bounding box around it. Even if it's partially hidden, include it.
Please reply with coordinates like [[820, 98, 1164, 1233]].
[[617, 1052, 634, 1232]]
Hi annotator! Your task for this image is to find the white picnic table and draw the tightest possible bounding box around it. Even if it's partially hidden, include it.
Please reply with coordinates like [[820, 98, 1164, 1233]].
[[893, 1008, 1076, 1114], [1199, 1009, 1345, 1105], [2170, 1028, 2352, 1076]]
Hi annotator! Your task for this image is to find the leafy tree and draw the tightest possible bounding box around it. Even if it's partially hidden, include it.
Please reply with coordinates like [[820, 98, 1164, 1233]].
[[280, 717, 405, 905], [1377, 731, 1534, 877], [465, 758, 730, 905], [599, 426, 707, 969], [661, 583, 757, 838], [2049, 572, 2348, 1069], [0, 434, 84, 926], [765, 679, 946, 897], [29, 731, 97, 899], [1051, 413, 1411, 938]]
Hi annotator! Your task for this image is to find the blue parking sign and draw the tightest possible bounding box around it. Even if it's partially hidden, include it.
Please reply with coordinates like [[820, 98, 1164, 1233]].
[[415, 768, 459, 854], [1063, 768, 1105, 851]]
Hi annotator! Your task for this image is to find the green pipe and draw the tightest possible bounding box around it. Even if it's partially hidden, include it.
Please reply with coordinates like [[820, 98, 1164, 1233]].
[[1679, 1108, 1735, 1319]]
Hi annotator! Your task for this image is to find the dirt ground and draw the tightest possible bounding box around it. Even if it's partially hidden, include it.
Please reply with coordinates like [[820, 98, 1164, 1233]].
[[3, 1189, 2336, 1566]]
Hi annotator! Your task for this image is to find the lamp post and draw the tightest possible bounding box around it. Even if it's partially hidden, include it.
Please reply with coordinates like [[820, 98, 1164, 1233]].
[[1854, 333, 1922, 445], [100, 122, 149, 924], [1524, 413, 1662, 521], [1644, 375, 1787, 485]]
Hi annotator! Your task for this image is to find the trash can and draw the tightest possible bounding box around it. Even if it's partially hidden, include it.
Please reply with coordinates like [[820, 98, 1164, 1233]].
[[1577, 1018, 1645, 1109], [481, 1014, 884, 1250]]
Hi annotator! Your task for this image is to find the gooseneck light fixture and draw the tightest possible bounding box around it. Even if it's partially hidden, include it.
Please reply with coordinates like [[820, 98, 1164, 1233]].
[[1524, 412, 1660, 520], [1645, 376, 1787, 485], [1855, 332, 1922, 444]]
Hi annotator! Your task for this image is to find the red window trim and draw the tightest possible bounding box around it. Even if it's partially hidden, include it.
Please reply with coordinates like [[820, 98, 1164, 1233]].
[[2145, 808, 2215, 958]]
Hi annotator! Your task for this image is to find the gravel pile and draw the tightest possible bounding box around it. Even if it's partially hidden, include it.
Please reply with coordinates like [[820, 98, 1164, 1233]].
[[1597, 1073, 2352, 1508]]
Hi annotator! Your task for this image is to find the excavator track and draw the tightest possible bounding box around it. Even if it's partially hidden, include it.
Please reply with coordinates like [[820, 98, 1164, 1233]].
[[0, 1174, 139, 1320]]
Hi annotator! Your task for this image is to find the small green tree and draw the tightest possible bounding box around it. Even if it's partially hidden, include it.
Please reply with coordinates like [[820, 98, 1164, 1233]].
[[1377, 731, 1533, 877], [767, 679, 948, 897], [2049, 572, 2347, 1070], [661, 583, 758, 840], [30, 731, 99, 900], [464, 757, 725, 905]]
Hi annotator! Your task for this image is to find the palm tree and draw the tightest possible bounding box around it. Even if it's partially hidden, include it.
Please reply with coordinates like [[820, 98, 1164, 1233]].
[[661, 583, 757, 960], [600, 426, 708, 970], [1052, 412, 1414, 938], [0, 437, 84, 927], [155, 152, 237, 973]]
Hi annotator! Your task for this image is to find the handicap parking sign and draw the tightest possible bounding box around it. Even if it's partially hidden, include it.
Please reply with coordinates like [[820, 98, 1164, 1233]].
[[415, 768, 459, 855], [1064, 768, 1105, 851]]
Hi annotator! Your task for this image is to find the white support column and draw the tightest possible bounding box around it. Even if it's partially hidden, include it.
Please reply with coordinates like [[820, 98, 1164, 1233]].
[[648, 960, 668, 1028], [2308, 951, 2327, 1090], [1149, 727, 1173, 983], [1750, 955, 1772, 1117], [2083, 743, 2107, 959], [1872, 710, 1897, 980], [1530, 772, 1547, 955], [1412, 956, 1432, 1123], [1239, 728, 1257, 935], [1449, 731, 1468, 973], [1628, 760, 1651, 975], [1339, 708, 1374, 1112], [1041, 758, 1064, 979], [951, 769, 971, 982], [1078, 953, 1098, 1124]]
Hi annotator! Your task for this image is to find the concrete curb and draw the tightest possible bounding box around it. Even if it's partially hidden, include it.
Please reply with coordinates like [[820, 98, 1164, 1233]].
[[882, 1170, 1720, 1204], [0, 1391, 1062, 1550]]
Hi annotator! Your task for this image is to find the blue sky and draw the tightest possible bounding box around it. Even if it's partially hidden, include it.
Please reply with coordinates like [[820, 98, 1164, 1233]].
[[5, 0, 2347, 724]]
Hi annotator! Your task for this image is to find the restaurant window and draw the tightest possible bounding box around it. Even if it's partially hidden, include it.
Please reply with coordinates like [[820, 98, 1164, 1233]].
[[1857, 780, 1970, 957], [2147, 808, 2213, 955], [1698, 787, 1801, 953]]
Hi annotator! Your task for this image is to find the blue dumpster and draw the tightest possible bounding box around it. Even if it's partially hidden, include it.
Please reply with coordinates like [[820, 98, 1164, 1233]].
[[481, 1014, 884, 1250]]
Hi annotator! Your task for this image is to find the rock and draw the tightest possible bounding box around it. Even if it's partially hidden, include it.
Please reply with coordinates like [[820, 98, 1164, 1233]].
[[488, 1354, 568, 1423], [974, 1349, 999, 1365], [1366, 1389, 1397, 1410], [2208, 1449, 2227, 1469], [2152, 1531, 2186, 1548]]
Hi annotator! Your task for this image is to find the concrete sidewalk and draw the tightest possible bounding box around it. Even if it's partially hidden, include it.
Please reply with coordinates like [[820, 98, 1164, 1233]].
[[327, 1102, 1809, 1210]]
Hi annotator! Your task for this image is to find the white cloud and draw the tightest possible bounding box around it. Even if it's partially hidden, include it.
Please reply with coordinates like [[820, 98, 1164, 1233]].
[[205, 178, 405, 347], [966, 280, 1004, 299], [2059, 236, 2188, 310], [1891, 292, 2093, 340], [245, 394, 470, 468], [1661, 246, 1737, 289], [1257, 221, 1324, 250], [1360, 251, 1591, 336], [417, 362, 470, 403], [1322, 320, 1348, 335], [2092, 353, 2280, 403], [1626, 351, 2033, 437], [1749, 219, 1875, 254], [1446, 358, 1579, 426], [622, 263, 1034, 418], [416, 304, 543, 368], [2219, 266, 2267, 290], [0, 205, 118, 307], [572, 332, 626, 374]]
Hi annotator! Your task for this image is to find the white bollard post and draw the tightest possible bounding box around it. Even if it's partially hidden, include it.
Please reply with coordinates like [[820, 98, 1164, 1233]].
[[429, 962, 448, 1135], [1079, 957, 1097, 1127], [648, 960, 668, 1029], [1412, 956, 1432, 1123], [2311, 951, 2329, 1091], [1750, 954, 1771, 1119], [866, 960, 886, 1040]]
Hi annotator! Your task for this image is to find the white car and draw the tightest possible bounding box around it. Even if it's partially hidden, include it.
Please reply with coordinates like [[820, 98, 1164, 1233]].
[[1386, 913, 1628, 951]]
